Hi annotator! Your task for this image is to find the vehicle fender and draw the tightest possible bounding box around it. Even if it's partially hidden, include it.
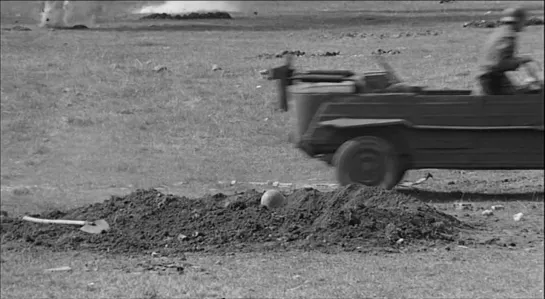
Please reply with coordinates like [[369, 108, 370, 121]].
[[319, 119, 544, 131], [318, 118, 412, 129], [318, 118, 413, 167]]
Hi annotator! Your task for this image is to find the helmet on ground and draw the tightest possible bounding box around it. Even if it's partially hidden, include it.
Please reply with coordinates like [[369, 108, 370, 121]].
[[260, 189, 286, 209], [500, 6, 527, 24]]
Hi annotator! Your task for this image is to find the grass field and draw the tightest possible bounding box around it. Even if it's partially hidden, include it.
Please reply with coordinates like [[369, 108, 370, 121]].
[[2, 246, 543, 298], [1, 1, 544, 298]]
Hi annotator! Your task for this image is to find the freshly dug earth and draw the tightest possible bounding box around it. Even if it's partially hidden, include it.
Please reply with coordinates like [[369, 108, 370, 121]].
[[1, 185, 467, 256], [140, 12, 232, 21]]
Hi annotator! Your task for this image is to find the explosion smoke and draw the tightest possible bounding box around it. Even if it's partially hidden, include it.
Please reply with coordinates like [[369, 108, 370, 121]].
[[38, 1, 241, 28], [136, 1, 241, 14], [39, 1, 100, 28]]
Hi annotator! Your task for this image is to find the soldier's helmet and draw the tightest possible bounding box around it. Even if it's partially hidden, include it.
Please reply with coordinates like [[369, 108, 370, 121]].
[[500, 6, 527, 24]]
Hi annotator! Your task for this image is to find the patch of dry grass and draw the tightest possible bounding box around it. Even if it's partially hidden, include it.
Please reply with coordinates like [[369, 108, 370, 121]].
[[1, 247, 543, 298]]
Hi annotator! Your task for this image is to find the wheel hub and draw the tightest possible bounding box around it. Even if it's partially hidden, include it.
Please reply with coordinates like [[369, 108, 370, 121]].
[[353, 150, 385, 185]]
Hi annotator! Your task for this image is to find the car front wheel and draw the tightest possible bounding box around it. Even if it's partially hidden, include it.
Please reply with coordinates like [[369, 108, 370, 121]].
[[333, 136, 404, 189]]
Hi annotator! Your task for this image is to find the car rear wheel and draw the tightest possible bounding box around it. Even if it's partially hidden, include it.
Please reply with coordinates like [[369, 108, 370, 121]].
[[333, 136, 404, 189]]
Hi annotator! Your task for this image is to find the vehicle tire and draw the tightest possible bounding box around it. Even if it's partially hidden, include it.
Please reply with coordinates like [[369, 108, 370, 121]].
[[333, 136, 404, 189]]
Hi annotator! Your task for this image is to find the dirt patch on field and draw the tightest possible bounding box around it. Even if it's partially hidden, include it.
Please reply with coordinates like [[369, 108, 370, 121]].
[[317, 30, 442, 40], [1, 185, 471, 256], [463, 17, 544, 28], [256, 50, 340, 59], [139, 12, 232, 21], [1, 25, 31, 31], [372, 48, 402, 55]]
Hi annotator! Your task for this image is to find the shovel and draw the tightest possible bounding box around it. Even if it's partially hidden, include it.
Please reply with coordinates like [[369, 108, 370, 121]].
[[22, 216, 110, 234]]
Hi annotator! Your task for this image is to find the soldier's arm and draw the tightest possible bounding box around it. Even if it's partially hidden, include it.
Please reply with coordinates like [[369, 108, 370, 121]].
[[493, 36, 521, 72]]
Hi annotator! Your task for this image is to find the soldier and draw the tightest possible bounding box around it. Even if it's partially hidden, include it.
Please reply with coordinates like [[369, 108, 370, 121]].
[[476, 6, 533, 95]]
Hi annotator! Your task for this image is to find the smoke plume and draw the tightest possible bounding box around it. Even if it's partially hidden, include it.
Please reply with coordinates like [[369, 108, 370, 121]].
[[136, 1, 241, 14], [39, 1, 100, 28], [37, 1, 241, 28]]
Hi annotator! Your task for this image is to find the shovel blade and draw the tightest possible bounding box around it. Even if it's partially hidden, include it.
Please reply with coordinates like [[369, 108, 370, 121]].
[[80, 219, 109, 234]]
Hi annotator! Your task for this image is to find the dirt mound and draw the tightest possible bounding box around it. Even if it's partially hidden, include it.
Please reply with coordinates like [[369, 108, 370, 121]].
[[139, 12, 232, 21], [67, 25, 89, 30], [1, 185, 467, 255]]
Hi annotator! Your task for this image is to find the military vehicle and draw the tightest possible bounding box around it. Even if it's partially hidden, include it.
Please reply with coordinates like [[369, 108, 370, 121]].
[[261, 55, 544, 189]]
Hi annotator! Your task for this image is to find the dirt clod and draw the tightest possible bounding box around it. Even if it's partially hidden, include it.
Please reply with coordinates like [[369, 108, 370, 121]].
[[1, 185, 468, 255], [153, 65, 168, 73]]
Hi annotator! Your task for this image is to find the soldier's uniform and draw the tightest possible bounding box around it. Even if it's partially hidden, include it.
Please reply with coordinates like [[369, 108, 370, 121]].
[[476, 7, 528, 95]]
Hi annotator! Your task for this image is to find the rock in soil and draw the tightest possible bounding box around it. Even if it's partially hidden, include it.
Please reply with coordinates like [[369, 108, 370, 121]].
[[1, 185, 468, 255]]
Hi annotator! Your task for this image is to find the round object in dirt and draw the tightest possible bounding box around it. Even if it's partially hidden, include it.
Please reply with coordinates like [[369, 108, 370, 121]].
[[333, 136, 404, 189], [260, 190, 286, 209]]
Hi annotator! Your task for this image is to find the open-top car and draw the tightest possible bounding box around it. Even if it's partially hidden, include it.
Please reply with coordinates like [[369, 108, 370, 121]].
[[261, 55, 544, 189]]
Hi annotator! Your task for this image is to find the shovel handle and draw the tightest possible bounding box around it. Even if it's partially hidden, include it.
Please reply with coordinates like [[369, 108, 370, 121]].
[[22, 216, 86, 226]]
